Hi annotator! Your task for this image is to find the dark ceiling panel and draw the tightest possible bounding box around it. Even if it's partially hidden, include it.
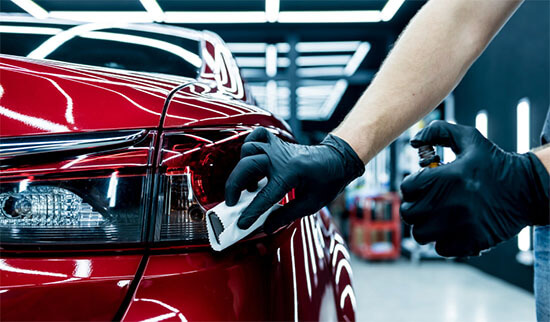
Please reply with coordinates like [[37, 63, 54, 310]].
[[34, 0, 144, 11], [280, 0, 387, 11], [159, 0, 265, 11], [0, 0, 26, 13]]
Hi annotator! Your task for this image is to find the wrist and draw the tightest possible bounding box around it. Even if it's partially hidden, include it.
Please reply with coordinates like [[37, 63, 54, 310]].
[[321, 134, 365, 180]]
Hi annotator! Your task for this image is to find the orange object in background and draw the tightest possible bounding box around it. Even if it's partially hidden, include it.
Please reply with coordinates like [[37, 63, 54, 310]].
[[349, 193, 401, 260]]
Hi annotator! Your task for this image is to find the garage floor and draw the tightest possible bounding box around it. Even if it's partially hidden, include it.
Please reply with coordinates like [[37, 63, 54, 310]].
[[351, 256, 536, 322]]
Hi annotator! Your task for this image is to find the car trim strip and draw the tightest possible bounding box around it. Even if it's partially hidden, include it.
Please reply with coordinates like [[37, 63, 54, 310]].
[[0, 129, 147, 158]]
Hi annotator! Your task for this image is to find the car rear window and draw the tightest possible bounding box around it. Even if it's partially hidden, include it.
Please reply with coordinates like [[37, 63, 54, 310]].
[[0, 26, 201, 79], [0, 33, 52, 57]]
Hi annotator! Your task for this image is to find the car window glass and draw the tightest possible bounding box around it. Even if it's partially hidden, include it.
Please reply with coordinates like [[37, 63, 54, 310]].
[[0, 33, 53, 57], [45, 28, 201, 79]]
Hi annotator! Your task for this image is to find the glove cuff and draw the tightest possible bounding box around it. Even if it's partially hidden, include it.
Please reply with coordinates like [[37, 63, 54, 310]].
[[526, 152, 550, 226], [321, 134, 366, 180]]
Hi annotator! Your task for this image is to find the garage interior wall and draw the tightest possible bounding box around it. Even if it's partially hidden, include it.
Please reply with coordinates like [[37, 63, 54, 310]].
[[453, 0, 550, 292]]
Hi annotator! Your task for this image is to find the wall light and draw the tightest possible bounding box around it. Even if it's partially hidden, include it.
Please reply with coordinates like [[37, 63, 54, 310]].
[[517, 98, 530, 153], [518, 227, 531, 252], [517, 97, 531, 254], [265, 44, 278, 77], [11, 0, 48, 19], [475, 110, 488, 138]]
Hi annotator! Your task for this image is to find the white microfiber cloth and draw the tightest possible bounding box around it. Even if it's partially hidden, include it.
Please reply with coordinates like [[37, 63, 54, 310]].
[[206, 178, 280, 251]]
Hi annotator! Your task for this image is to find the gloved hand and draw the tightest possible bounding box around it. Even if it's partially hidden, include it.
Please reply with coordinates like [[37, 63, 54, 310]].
[[225, 127, 365, 233], [400, 121, 549, 257]]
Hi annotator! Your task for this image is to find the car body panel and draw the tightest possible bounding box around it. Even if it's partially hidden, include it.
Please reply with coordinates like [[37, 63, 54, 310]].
[[0, 55, 287, 138], [0, 255, 142, 321], [123, 210, 355, 321], [0, 22, 353, 321]]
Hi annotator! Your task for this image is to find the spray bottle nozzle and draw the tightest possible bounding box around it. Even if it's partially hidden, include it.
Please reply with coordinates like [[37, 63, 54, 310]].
[[417, 145, 441, 168]]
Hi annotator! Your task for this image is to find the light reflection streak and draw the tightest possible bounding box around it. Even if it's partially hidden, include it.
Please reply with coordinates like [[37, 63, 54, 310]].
[[46, 78, 74, 124], [300, 219, 312, 299], [0, 259, 68, 278], [136, 298, 187, 322], [335, 259, 353, 284], [340, 285, 356, 310], [332, 244, 350, 268], [1, 64, 187, 122], [107, 171, 119, 207], [0, 105, 69, 132], [309, 216, 325, 259], [290, 228, 298, 322], [18, 178, 30, 192], [303, 215, 317, 276], [60, 155, 87, 169]]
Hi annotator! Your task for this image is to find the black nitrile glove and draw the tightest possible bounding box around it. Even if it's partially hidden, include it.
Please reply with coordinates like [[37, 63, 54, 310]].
[[400, 121, 550, 257], [225, 127, 365, 233]]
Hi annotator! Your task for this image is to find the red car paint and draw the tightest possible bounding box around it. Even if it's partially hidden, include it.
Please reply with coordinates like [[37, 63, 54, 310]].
[[123, 209, 354, 322], [0, 38, 354, 321], [0, 255, 142, 321]]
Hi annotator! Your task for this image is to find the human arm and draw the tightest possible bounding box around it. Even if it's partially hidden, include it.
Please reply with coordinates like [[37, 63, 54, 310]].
[[333, 0, 523, 163], [224, 0, 526, 232], [400, 121, 549, 257], [534, 144, 550, 174]]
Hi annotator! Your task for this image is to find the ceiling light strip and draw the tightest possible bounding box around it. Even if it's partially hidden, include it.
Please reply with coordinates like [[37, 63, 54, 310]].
[[11, 0, 48, 19], [139, 0, 164, 22], [265, 0, 280, 23]]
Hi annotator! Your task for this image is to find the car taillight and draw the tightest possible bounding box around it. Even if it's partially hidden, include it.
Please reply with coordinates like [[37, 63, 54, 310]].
[[0, 131, 153, 246], [153, 127, 252, 243], [0, 127, 293, 248]]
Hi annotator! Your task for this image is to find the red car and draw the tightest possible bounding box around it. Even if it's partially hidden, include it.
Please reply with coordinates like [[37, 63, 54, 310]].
[[0, 18, 355, 321]]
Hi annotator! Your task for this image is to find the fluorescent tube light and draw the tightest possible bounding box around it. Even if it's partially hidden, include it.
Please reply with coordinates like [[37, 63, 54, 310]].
[[11, 0, 48, 19], [319, 79, 348, 119], [297, 55, 351, 67], [0, 26, 62, 35], [381, 0, 405, 22], [517, 98, 530, 153], [278, 10, 381, 23], [475, 110, 488, 138], [297, 67, 345, 78], [344, 42, 370, 76], [296, 41, 361, 53], [139, 0, 164, 22], [164, 11, 266, 23], [265, 0, 280, 23], [49, 11, 153, 23], [235, 57, 266, 68], [227, 43, 267, 53], [266, 44, 278, 77], [518, 227, 531, 252]]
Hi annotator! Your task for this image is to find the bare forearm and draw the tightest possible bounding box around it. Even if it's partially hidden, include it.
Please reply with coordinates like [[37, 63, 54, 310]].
[[333, 0, 522, 163]]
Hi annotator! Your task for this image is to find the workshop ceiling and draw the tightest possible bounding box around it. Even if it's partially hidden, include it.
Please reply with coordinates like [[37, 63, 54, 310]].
[[0, 0, 425, 139]]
